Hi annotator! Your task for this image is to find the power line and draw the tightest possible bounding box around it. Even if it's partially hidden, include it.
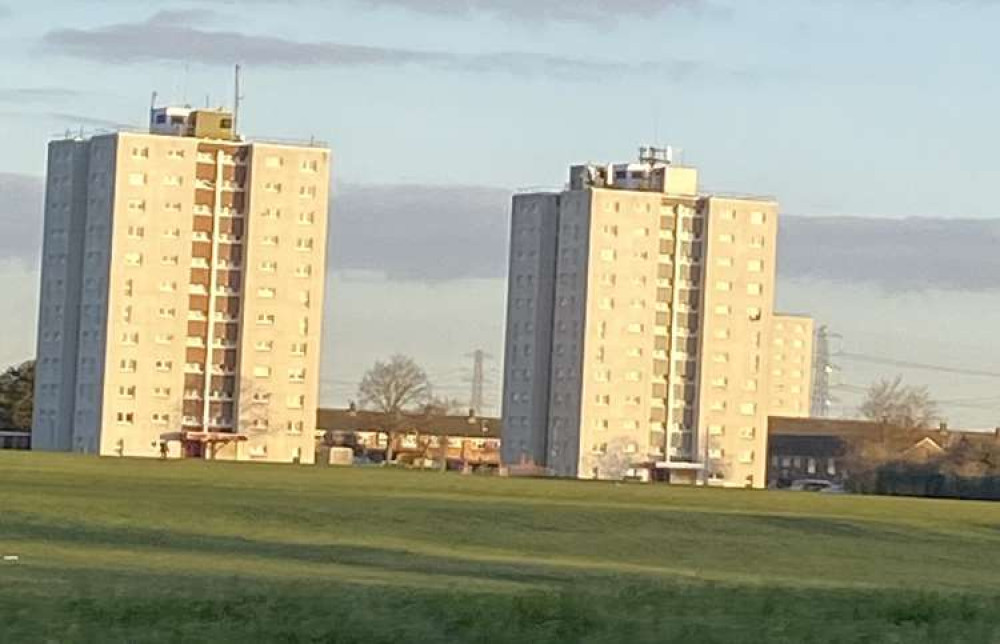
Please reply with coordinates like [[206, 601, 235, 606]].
[[834, 351, 1000, 379]]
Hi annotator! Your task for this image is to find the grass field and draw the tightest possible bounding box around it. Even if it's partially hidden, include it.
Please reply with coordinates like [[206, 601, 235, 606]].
[[0, 452, 998, 643]]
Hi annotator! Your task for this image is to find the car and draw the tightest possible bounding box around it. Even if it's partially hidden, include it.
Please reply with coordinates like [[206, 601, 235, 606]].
[[788, 478, 844, 493]]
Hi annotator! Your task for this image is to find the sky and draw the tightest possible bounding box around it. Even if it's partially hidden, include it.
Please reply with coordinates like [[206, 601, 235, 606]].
[[1, 0, 1000, 425]]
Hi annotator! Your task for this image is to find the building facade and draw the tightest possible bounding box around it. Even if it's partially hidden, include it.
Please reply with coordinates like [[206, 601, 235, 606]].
[[768, 314, 814, 418], [502, 148, 779, 487], [32, 106, 330, 463]]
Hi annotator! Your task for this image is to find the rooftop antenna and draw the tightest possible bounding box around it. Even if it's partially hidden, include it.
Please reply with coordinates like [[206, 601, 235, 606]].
[[233, 64, 244, 138], [149, 91, 158, 128]]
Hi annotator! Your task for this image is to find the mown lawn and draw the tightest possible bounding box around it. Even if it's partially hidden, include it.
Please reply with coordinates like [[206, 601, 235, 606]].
[[0, 452, 998, 643]]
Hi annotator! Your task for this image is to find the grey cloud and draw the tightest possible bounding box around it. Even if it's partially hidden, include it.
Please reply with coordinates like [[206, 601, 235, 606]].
[[0, 5, 10, 19], [330, 187, 1000, 289], [41, 10, 683, 78], [329, 184, 509, 281], [0, 174, 43, 266], [6, 173, 996, 290], [0, 88, 81, 103], [778, 216, 1000, 291], [352, 0, 700, 22]]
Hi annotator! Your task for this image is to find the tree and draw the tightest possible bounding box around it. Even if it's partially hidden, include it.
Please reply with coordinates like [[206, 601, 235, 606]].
[[859, 376, 938, 430], [357, 355, 432, 463], [0, 360, 34, 431]]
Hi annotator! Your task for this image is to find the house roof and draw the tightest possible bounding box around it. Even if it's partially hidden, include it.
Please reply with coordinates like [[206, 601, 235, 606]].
[[316, 408, 502, 438], [768, 416, 998, 454]]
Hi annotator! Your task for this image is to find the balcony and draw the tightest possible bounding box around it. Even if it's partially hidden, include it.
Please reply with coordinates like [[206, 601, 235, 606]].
[[191, 258, 210, 269], [193, 205, 212, 216], [221, 180, 244, 192], [184, 363, 205, 375], [187, 311, 208, 321], [216, 260, 242, 270], [207, 417, 234, 429], [213, 312, 239, 323], [192, 231, 211, 242], [197, 152, 215, 164], [195, 179, 215, 191], [185, 337, 206, 348], [218, 234, 243, 244], [211, 365, 236, 376], [208, 391, 233, 401], [184, 390, 203, 401], [189, 284, 209, 296], [182, 416, 202, 427], [215, 286, 240, 297]]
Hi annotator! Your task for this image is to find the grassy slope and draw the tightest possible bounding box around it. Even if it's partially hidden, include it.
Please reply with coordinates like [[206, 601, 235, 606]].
[[0, 452, 998, 643]]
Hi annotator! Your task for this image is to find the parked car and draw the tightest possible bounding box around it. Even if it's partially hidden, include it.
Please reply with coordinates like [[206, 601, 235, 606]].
[[788, 478, 845, 493]]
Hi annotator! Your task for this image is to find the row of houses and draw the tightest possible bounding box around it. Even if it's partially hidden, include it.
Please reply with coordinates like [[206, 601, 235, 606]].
[[9, 411, 996, 495]]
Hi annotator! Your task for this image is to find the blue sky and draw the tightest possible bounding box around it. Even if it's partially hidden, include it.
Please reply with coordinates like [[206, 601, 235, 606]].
[[2, 0, 1000, 425], [4, 0, 1000, 216]]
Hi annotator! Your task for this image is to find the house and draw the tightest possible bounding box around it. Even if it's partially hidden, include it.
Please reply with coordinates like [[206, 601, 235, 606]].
[[315, 408, 502, 470], [767, 416, 1000, 488]]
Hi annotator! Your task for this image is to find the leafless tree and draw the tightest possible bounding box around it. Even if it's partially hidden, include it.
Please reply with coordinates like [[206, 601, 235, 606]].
[[357, 354, 432, 463], [859, 376, 938, 429]]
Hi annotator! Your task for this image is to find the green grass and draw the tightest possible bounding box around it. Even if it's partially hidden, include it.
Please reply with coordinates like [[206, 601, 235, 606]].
[[1, 452, 998, 643]]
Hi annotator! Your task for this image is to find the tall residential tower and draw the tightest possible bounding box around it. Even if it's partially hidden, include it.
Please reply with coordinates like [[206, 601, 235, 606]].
[[501, 148, 780, 487], [32, 105, 330, 463]]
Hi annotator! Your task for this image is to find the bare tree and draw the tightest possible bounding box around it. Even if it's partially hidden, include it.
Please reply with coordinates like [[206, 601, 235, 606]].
[[859, 376, 938, 429], [357, 355, 432, 463]]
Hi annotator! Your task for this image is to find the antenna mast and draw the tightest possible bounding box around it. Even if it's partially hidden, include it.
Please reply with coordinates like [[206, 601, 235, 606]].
[[233, 64, 243, 139]]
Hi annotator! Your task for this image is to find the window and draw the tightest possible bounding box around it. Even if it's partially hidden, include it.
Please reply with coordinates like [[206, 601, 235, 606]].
[[747, 259, 763, 273], [715, 281, 732, 292], [127, 225, 144, 239], [747, 283, 763, 296], [740, 427, 756, 440], [116, 412, 135, 425], [747, 307, 762, 321], [750, 211, 766, 225], [128, 172, 146, 186], [257, 314, 276, 326], [713, 352, 729, 364], [167, 149, 185, 159], [265, 156, 284, 168], [252, 391, 271, 404], [295, 238, 314, 252], [711, 376, 728, 389], [155, 334, 174, 344], [291, 342, 307, 356], [155, 360, 173, 372], [120, 359, 137, 373], [124, 252, 143, 266], [165, 202, 182, 213], [120, 332, 139, 345], [264, 182, 282, 193], [153, 387, 171, 398], [714, 329, 730, 340], [627, 323, 644, 334], [714, 305, 731, 315], [298, 211, 315, 225], [159, 281, 177, 293], [708, 424, 724, 436], [749, 235, 765, 248], [163, 175, 183, 186], [600, 249, 616, 262], [161, 255, 179, 266], [286, 394, 305, 409], [594, 394, 611, 406], [158, 307, 176, 319], [131, 146, 149, 159], [299, 185, 317, 198], [118, 385, 136, 398], [288, 368, 306, 383], [287, 420, 305, 434], [260, 261, 277, 272], [255, 340, 274, 352], [599, 297, 614, 310], [262, 208, 281, 220], [721, 209, 737, 221], [739, 402, 757, 416], [257, 287, 276, 299], [295, 264, 312, 278], [301, 159, 319, 173], [163, 228, 180, 239], [262, 235, 279, 246], [253, 366, 271, 378], [717, 233, 734, 243], [152, 412, 170, 425], [122, 306, 133, 323]]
